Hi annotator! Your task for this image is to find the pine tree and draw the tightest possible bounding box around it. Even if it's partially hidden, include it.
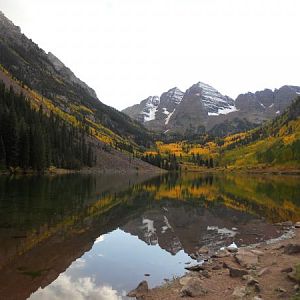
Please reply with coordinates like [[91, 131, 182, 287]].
[[18, 123, 30, 170]]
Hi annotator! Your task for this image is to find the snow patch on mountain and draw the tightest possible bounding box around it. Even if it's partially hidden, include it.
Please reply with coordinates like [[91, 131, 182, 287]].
[[165, 109, 175, 125], [143, 96, 160, 122], [162, 108, 170, 115], [194, 82, 235, 114], [208, 105, 238, 116]]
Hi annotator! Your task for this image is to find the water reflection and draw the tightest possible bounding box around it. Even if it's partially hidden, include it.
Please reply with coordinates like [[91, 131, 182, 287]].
[[0, 173, 299, 299]]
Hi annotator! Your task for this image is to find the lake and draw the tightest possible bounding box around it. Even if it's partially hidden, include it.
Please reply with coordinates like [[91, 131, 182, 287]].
[[0, 172, 299, 299]]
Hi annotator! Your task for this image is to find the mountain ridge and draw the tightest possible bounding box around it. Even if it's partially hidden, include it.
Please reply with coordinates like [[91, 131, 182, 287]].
[[123, 81, 300, 137]]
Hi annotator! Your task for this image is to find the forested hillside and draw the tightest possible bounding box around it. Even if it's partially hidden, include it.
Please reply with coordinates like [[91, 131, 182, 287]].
[[219, 96, 300, 168], [0, 11, 153, 151], [0, 82, 96, 171]]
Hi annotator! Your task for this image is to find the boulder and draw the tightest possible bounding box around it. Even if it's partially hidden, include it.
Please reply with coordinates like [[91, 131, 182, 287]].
[[235, 249, 258, 268], [287, 267, 300, 283], [284, 244, 300, 254], [198, 246, 209, 254], [179, 276, 195, 286], [227, 242, 238, 253], [127, 281, 148, 298], [242, 275, 259, 286], [232, 286, 247, 299], [229, 266, 249, 278], [185, 264, 205, 271], [295, 222, 300, 228], [180, 277, 207, 297], [212, 249, 230, 258]]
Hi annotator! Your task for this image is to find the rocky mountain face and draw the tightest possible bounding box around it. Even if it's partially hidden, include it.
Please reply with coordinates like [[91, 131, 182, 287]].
[[0, 11, 153, 148], [123, 81, 300, 137], [123, 87, 184, 132]]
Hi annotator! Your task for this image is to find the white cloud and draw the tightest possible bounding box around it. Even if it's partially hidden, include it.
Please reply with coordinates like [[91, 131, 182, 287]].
[[29, 274, 122, 300], [71, 258, 86, 269], [0, 0, 299, 109]]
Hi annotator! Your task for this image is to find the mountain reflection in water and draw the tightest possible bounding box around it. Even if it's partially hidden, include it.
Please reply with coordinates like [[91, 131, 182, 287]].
[[0, 173, 299, 299]]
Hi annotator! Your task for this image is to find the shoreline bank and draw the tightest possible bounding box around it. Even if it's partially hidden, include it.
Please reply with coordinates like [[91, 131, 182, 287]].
[[129, 223, 300, 299]]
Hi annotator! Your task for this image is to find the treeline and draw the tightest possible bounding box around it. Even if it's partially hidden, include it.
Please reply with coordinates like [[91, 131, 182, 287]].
[[0, 82, 96, 172], [189, 153, 214, 168], [141, 153, 179, 171]]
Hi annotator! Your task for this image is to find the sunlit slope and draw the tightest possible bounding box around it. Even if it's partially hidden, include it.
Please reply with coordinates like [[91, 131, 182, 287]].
[[219, 96, 300, 169]]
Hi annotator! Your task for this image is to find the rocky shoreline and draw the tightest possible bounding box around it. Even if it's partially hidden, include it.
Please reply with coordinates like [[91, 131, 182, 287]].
[[128, 222, 300, 299]]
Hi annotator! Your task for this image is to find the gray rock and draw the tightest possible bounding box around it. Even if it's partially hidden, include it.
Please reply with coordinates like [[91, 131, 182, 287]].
[[284, 244, 300, 254], [229, 266, 249, 278], [185, 264, 205, 271]]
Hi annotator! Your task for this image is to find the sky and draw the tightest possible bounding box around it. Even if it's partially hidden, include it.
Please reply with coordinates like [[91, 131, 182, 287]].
[[0, 0, 299, 110]]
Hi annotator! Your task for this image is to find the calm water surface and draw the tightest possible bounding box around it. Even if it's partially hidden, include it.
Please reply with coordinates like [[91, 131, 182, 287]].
[[0, 173, 299, 299]]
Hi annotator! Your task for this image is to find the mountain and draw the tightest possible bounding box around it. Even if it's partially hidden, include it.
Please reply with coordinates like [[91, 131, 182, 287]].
[[0, 11, 153, 148], [0, 11, 162, 173], [123, 87, 184, 132], [123, 81, 300, 137], [123, 82, 235, 135], [168, 82, 236, 135]]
